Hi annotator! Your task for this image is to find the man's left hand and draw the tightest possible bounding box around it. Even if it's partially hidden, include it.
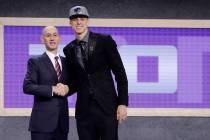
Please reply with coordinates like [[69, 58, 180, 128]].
[[117, 105, 127, 123]]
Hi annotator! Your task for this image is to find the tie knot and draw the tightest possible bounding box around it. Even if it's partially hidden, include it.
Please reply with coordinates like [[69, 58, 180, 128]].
[[55, 56, 59, 60], [78, 41, 86, 46]]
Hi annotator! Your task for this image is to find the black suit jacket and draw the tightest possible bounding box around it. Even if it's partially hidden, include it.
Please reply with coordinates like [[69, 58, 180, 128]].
[[63, 32, 128, 119], [23, 53, 72, 133]]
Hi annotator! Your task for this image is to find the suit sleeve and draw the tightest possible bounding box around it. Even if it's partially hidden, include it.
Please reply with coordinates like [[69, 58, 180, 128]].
[[65, 65, 77, 97], [23, 58, 52, 98], [105, 35, 128, 106], [63, 46, 78, 95]]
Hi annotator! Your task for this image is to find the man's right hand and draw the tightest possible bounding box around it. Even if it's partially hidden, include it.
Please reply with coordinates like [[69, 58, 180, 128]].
[[52, 83, 69, 96]]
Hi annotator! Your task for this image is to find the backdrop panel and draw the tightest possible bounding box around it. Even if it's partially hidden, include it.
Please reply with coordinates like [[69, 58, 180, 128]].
[[1, 18, 210, 116]]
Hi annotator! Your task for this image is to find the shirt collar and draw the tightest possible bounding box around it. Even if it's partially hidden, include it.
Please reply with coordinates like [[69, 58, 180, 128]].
[[76, 31, 89, 43], [46, 50, 60, 60]]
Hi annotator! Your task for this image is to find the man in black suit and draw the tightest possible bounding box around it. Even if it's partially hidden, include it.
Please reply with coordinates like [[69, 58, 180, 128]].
[[63, 6, 128, 140], [23, 26, 73, 140]]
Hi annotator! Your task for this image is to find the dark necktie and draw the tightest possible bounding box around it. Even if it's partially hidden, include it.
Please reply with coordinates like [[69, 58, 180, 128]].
[[55, 56, 61, 80], [76, 41, 88, 69], [79, 41, 88, 60]]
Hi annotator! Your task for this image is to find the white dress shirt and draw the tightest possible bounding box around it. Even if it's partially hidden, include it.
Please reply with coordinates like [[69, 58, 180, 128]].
[[46, 50, 62, 96], [46, 50, 62, 70]]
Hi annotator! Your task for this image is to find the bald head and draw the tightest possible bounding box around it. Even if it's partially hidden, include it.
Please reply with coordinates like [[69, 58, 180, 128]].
[[42, 26, 59, 36], [41, 26, 60, 54]]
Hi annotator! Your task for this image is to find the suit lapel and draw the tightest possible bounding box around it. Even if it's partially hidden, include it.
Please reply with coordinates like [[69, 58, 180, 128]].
[[60, 56, 66, 81], [42, 53, 58, 81], [88, 32, 97, 61]]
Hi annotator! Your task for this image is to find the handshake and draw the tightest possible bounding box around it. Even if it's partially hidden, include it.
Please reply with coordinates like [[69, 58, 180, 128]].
[[52, 83, 69, 97]]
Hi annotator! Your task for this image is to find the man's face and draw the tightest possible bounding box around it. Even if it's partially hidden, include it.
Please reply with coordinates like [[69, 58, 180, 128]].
[[41, 27, 60, 51], [70, 17, 89, 35]]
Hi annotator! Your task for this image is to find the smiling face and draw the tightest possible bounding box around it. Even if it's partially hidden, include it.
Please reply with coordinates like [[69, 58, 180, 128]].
[[70, 17, 89, 38], [41, 26, 60, 52]]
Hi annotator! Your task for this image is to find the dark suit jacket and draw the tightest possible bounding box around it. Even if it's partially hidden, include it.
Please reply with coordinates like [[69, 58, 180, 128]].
[[63, 32, 128, 119], [23, 53, 72, 133]]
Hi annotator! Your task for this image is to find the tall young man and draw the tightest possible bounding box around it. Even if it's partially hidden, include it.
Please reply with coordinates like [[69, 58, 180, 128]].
[[64, 6, 128, 140]]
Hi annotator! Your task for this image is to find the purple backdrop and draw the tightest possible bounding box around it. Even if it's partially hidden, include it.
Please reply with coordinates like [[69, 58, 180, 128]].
[[4, 26, 210, 108]]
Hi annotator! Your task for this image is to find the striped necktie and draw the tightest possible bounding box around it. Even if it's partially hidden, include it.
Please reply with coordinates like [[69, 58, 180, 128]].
[[55, 56, 61, 80]]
